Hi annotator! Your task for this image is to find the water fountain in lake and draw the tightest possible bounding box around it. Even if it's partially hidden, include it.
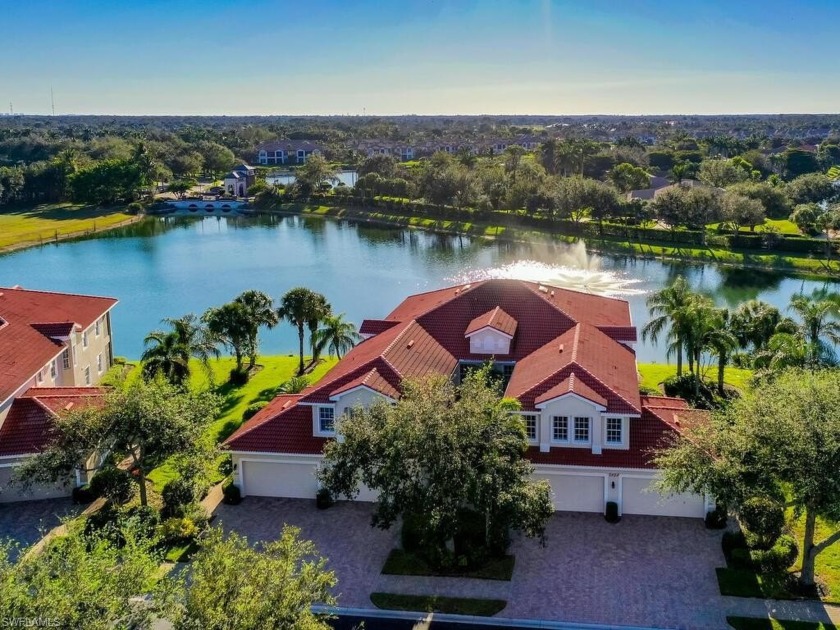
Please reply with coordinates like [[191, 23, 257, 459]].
[[451, 241, 646, 297]]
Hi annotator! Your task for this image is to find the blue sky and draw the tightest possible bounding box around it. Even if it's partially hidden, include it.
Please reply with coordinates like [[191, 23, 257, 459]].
[[2, 0, 839, 115]]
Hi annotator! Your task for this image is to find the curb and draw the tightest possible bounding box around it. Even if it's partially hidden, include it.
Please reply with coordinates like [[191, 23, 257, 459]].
[[311, 605, 665, 630]]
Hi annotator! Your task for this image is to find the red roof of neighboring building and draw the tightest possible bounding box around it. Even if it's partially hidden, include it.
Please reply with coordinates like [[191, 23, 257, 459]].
[[226, 279, 649, 456], [464, 306, 518, 337], [0, 387, 106, 456], [0, 287, 117, 404]]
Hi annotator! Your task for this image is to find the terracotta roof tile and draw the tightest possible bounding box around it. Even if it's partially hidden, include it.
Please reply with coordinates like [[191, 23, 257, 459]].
[[464, 306, 517, 337], [330, 367, 401, 400], [358, 319, 400, 336], [534, 373, 608, 407], [0, 287, 116, 404], [223, 395, 326, 454]]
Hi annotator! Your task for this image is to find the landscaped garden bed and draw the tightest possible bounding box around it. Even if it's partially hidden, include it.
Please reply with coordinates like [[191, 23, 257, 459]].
[[382, 548, 515, 581]]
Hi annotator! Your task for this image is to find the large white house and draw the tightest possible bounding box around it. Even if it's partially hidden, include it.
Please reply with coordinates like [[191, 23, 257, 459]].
[[0, 286, 117, 502], [225, 279, 711, 518]]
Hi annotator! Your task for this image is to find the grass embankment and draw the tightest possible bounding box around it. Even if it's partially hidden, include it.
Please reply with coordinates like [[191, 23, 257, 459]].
[[273, 203, 840, 278], [788, 512, 840, 603], [727, 618, 836, 630], [636, 363, 753, 393], [0, 203, 139, 253], [147, 355, 338, 489], [370, 592, 506, 616]]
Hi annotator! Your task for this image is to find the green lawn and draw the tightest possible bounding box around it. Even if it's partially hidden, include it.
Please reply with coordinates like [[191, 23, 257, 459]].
[[370, 592, 506, 616], [637, 363, 753, 394], [717, 567, 793, 600], [0, 203, 136, 251], [728, 617, 836, 630], [706, 219, 801, 236], [381, 549, 515, 581], [147, 355, 338, 488], [788, 512, 840, 604]]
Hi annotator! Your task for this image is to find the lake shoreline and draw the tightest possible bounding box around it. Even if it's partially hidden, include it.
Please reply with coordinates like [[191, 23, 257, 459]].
[[0, 213, 144, 256], [264, 203, 840, 281]]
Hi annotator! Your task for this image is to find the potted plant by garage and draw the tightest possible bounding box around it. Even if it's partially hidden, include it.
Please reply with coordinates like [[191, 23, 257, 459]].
[[316, 487, 333, 510]]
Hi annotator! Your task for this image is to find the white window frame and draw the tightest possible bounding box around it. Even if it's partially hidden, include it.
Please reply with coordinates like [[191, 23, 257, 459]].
[[606, 417, 623, 445], [36, 369, 44, 384], [72, 342, 77, 366], [83, 366, 91, 385], [50, 360, 57, 379], [573, 416, 591, 444], [552, 416, 569, 443], [95, 319, 101, 337], [97, 353, 103, 374], [316, 406, 336, 436], [62, 348, 71, 370], [82, 330, 89, 348], [516, 412, 539, 445]]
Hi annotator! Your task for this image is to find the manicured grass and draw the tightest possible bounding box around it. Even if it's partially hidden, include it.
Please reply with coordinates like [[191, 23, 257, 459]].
[[381, 549, 515, 581], [788, 511, 840, 604], [370, 592, 506, 616], [0, 203, 136, 251], [727, 617, 836, 630], [706, 219, 801, 235], [163, 538, 200, 563], [717, 567, 793, 600], [147, 355, 338, 488], [637, 363, 753, 394]]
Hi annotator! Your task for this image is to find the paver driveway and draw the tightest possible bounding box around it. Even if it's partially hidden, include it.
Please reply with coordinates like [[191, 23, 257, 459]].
[[214, 499, 726, 629], [0, 498, 81, 556], [214, 497, 398, 608]]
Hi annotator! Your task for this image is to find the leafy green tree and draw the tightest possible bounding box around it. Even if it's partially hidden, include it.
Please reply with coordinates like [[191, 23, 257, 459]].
[[651, 185, 721, 230], [319, 368, 553, 562], [782, 149, 821, 179], [730, 300, 790, 353], [173, 526, 335, 630], [503, 145, 527, 182], [786, 173, 837, 205], [234, 290, 279, 369], [698, 306, 739, 396], [203, 302, 253, 373], [789, 293, 840, 363], [655, 369, 840, 591], [721, 191, 765, 232], [358, 154, 399, 179], [641, 276, 695, 375], [295, 154, 337, 193], [197, 141, 235, 175], [728, 181, 791, 220], [69, 159, 144, 205], [15, 378, 219, 507], [278, 288, 332, 375], [168, 151, 205, 179], [609, 162, 650, 193], [0, 523, 171, 629], [313, 313, 361, 359], [168, 180, 195, 199], [698, 158, 749, 188]]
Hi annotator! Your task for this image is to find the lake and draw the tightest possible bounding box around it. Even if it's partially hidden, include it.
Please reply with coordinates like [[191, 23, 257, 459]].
[[0, 214, 837, 362], [266, 170, 358, 188]]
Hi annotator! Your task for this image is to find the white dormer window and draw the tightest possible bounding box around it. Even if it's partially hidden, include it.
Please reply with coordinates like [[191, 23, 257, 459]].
[[574, 417, 591, 443], [606, 417, 623, 444], [318, 407, 335, 434], [552, 416, 569, 442]]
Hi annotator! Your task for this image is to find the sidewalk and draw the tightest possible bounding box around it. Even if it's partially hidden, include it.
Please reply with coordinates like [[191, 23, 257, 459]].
[[724, 596, 840, 624]]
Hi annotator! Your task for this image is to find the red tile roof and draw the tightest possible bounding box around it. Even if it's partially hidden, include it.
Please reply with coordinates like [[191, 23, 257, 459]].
[[0, 387, 106, 456], [534, 373, 608, 407], [30, 322, 79, 338], [330, 367, 401, 400], [464, 306, 517, 337], [0, 287, 117, 404], [226, 279, 651, 458], [359, 319, 400, 336]]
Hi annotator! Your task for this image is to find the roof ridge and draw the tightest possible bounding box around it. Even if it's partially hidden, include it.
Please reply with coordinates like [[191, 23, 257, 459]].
[[566, 361, 641, 414], [0, 286, 118, 303]]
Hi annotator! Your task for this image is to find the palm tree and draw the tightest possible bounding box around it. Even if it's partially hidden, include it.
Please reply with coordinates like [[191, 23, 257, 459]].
[[234, 290, 279, 369], [278, 288, 331, 376], [141, 330, 190, 386], [202, 302, 251, 373], [789, 293, 840, 364], [704, 308, 739, 395], [753, 333, 816, 372], [641, 276, 695, 375], [277, 376, 309, 395], [307, 293, 333, 364], [313, 314, 361, 359], [140, 314, 218, 386], [730, 300, 787, 353]]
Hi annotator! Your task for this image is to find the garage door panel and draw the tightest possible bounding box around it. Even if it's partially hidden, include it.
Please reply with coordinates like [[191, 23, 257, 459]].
[[0, 467, 71, 503], [535, 473, 604, 513], [622, 476, 705, 518], [242, 461, 318, 499]]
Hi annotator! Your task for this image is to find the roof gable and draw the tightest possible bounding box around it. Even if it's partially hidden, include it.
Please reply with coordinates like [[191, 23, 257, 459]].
[[464, 306, 517, 338]]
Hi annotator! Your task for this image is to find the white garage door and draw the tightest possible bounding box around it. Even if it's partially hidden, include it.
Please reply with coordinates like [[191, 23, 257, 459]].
[[535, 473, 605, 513], [242, 461, 318, 499], [0, 466, 71, 503], [622, 476, 705, 518]]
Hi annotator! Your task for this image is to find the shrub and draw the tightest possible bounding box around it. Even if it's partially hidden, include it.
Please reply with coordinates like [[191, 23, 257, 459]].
[[126, 201, 144, 215], [72, 484, 96, 505], [158, 517, 198, 545], [605, 501, 620, 524], [222, 483, 242, 505], [229, 367, 249, 386], [89, 466, 135, 505], [739, 496, 784, 550], [750, 534, 798, 572], [400, 512, 426, 553], [316, 487, 333, 510], [122, 505, 160, 540], [162, 477, 198, 518], [242, 401, 268, 421], [83, 503, 121, 538], [705, 504, 728, 529]]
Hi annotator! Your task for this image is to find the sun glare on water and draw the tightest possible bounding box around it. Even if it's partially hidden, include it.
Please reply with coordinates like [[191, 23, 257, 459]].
[[450, 260, 646, 297]]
